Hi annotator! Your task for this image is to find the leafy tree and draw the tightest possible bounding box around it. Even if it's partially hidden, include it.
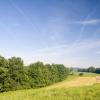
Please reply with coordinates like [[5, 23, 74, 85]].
[[0, 56, 8, 68], [95, 68, 100, 74], [0, 56, 70, 92], [88, 66, 95, 73], [28, 62, 46, 87], [0, 67, 9, 91], [0, 56, 9, 92], [8, 57, 29, 90]]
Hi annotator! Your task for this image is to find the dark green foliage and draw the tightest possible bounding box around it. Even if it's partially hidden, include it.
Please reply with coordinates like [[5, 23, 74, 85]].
[[78, 66, 100, 74], [28, 62, 70, 88], [0, 56, 9, 92], [87, 66, 95, 73], [95, 68, 100, 74], [0, 56, 8, 68], [79, 73, 84, 76], [0, 56, 70, 92], [78, 68, 88, 72]]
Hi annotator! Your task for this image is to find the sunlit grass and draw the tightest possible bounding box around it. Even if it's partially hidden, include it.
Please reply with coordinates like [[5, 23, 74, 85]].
[[0, 84, 100, 100], [0, 73, 100, 100]]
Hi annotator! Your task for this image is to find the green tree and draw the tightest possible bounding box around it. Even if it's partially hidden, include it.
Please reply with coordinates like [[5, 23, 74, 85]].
[[8, 57, 29, 90], [88, 66, 95, 73], [0, 55, 70, 92], [0, 56, 8, 68], [28, 62, 45, 87], [0, 56, 9, 92]]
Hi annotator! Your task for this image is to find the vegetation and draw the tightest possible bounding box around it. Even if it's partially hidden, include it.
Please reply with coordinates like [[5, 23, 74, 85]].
[[0, 55, 70, 92], [78, 66, 100, 74], [79, 72, 84, 76], [95, 68, 100, 74], [0, 76, 99, 100], [0, 55, 99, 100]]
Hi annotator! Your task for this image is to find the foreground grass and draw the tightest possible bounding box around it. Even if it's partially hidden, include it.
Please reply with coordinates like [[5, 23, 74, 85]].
[[0, 73, 100, 100], [0, 84, 100, 100]]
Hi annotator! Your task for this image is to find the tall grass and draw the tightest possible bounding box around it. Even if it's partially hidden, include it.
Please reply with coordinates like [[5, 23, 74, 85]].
[[0, 83, 100, 100], [0, 73, 100, 100]]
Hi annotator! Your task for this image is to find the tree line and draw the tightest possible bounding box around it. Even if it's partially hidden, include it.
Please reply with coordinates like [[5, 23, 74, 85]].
[[77, 66, 100, 74], [0, 56, 70, 92]]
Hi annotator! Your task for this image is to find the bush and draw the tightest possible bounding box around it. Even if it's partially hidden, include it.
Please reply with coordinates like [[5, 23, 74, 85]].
[[79, 73, 84, 76]]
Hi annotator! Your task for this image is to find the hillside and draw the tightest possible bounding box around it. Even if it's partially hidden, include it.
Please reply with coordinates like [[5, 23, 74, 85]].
[[0, 73, 100, 100]]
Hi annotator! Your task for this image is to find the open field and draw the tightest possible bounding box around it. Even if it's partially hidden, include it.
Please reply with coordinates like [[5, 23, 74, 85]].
[[47, 76, 97, 89], [0, 73, 100, 100], [47, 72, 100, 89]]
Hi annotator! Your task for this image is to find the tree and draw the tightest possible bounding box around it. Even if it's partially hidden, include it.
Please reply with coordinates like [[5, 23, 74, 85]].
[[0, 56, 9, 92], [0, 56, 8, 68], [28, 62, 46, 87], [0, 55, 70, 92], [51, 64, 69, 81], [8, 57, 29, 90], [88, 66, 95, 73], [95, 68, 100, 74], [0, 67, 9, 92]]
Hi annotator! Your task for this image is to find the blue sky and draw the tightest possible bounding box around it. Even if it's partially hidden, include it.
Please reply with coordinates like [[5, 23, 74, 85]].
[[0, 0, 100, 67]]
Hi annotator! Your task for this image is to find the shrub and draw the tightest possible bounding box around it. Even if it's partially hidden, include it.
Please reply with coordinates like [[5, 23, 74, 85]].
[[79, 73, 84, 76]]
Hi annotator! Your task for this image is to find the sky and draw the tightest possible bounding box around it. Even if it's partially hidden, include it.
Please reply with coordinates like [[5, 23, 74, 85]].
[[0, 0, 100, 67]]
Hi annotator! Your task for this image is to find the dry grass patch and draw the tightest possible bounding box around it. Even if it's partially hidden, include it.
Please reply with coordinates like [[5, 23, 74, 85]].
[[47, 76, 98, 89]]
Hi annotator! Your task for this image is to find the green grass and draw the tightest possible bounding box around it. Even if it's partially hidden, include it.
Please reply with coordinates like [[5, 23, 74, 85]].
[[0, 73, 100, 100], [80, 72, 100, 77], [74, 72, 100, 77], [0, 84, 100, 100]]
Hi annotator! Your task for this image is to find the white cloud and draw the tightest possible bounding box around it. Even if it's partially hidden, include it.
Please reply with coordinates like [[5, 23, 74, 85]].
[[78, 19, 100, 25]]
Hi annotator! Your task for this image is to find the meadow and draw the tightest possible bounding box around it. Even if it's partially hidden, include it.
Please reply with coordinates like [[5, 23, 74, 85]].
[[0, 73, 100, 100]]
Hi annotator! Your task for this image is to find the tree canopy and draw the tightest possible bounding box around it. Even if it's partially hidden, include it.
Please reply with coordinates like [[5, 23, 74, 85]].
[[0, 56, 70, 92]]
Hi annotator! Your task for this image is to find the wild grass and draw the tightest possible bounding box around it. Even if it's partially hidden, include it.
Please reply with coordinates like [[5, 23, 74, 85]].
[[0, 84, 100, 100], [0, 73, 100, 100]]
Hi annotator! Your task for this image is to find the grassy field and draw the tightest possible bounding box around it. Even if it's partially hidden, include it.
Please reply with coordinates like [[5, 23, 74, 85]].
[[0, 73, 100, 100]]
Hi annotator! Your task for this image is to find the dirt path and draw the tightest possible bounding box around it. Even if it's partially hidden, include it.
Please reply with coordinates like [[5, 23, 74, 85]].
[[47, 77, 98, 89]]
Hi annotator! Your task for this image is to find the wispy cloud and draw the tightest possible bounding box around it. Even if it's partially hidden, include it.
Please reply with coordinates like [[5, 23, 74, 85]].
[[78, 19, 100, 25], [21, 39, 100, 68], [22, 39, 100, 66], [33, 39, 100, 55]]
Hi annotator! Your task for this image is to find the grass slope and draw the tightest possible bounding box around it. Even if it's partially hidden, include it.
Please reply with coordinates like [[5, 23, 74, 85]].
[[0, 73, 100, 100]]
